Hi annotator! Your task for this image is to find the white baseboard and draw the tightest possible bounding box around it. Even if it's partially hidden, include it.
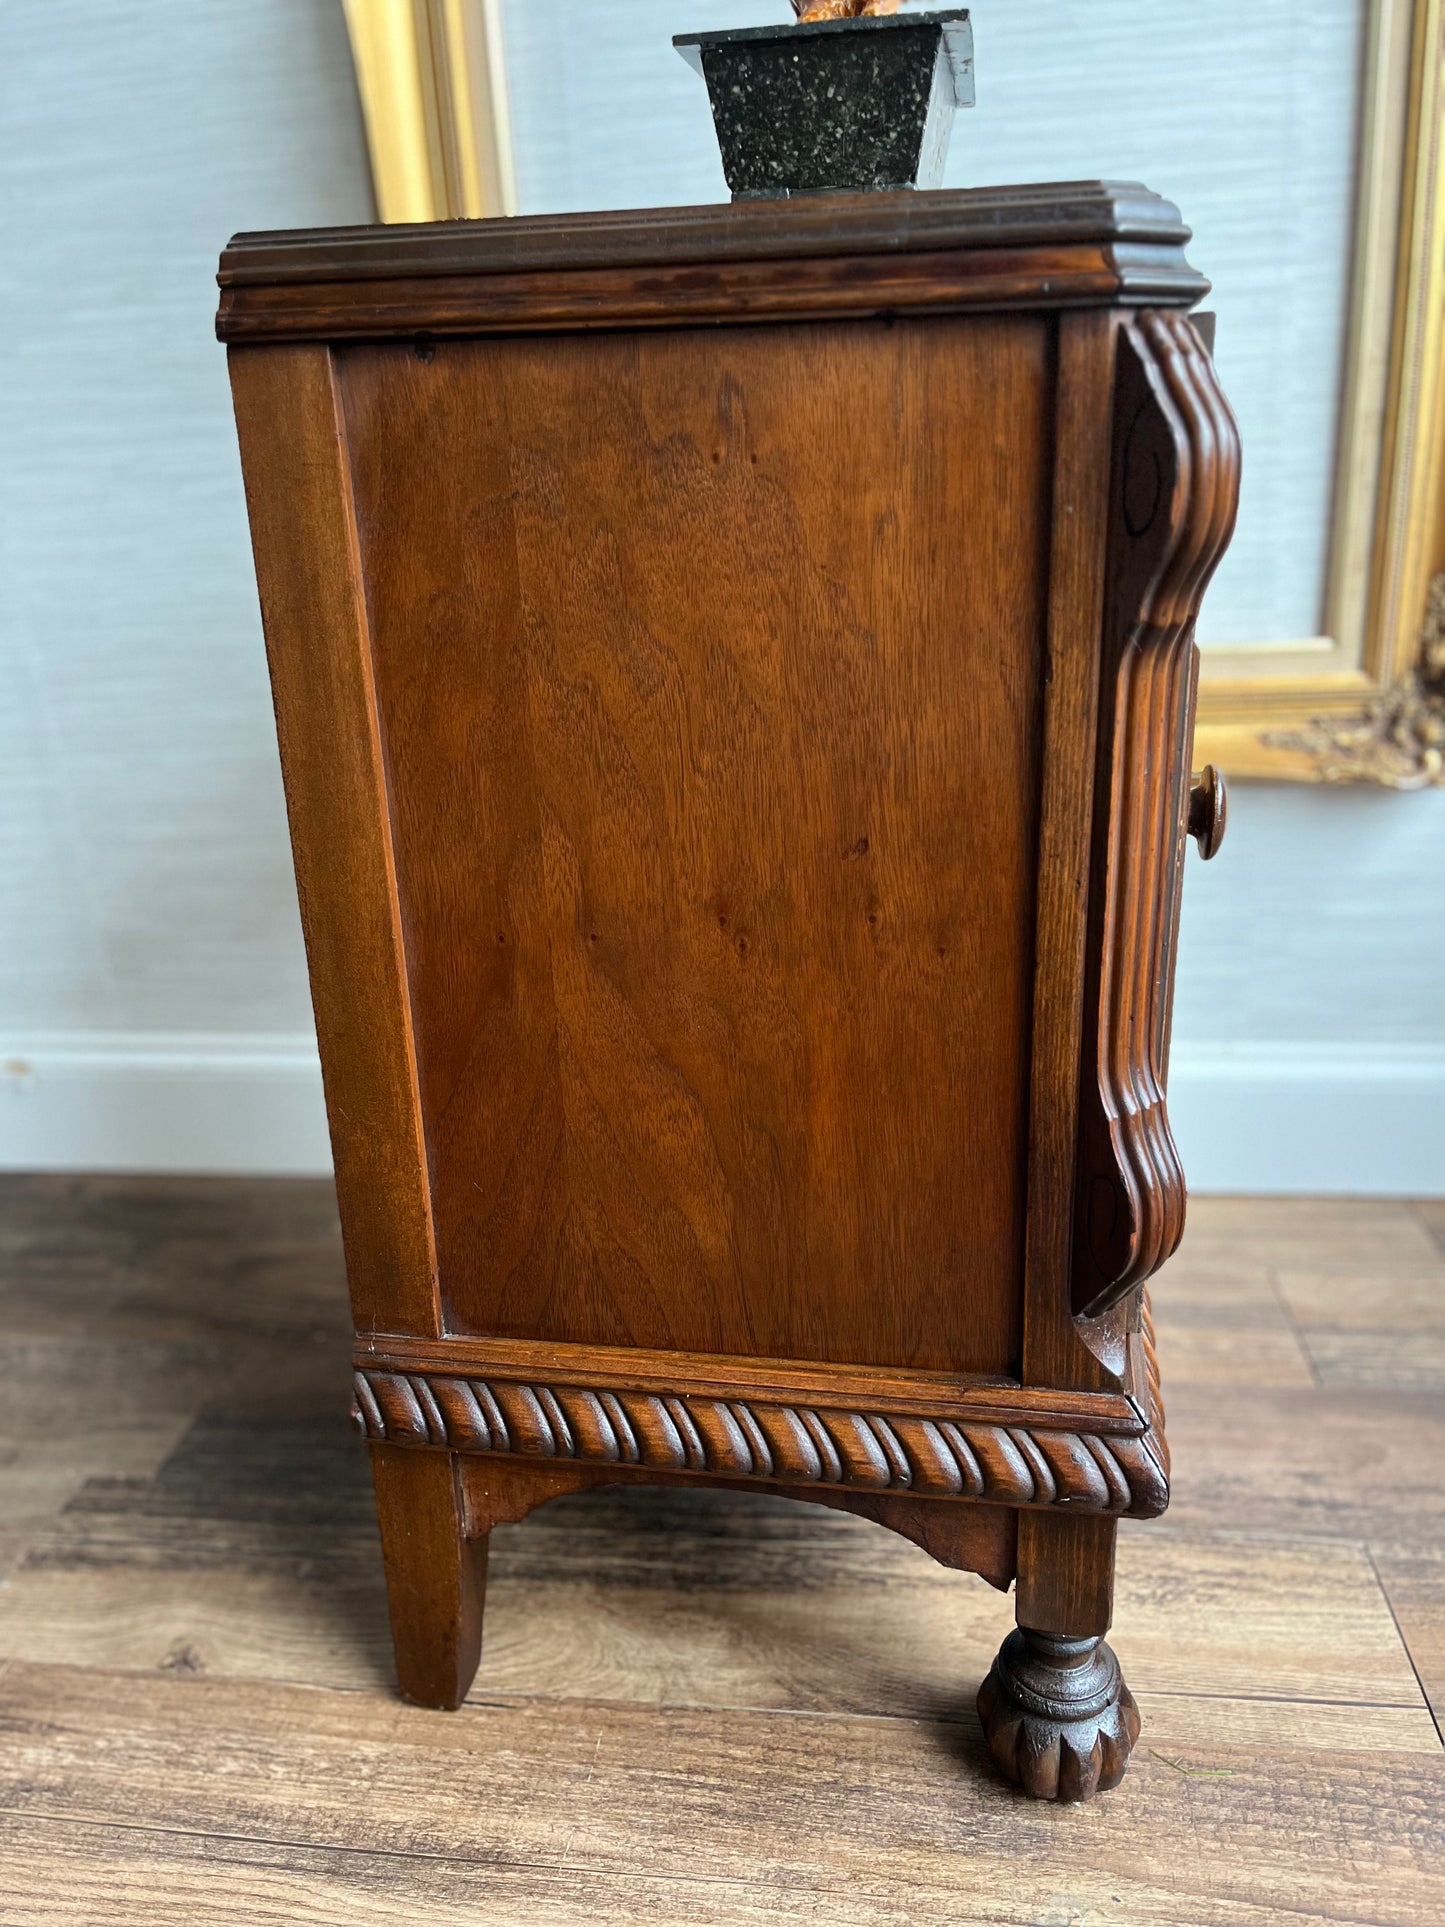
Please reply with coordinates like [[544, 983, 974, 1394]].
[[0, 1033, 332, 1177], [1165, 1042, 1445, 1196], [1, 1032, 1441, 1195]]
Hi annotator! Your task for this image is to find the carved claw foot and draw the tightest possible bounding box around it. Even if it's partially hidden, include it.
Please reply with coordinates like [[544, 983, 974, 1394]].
[[977, 1628, 1140, 1801]]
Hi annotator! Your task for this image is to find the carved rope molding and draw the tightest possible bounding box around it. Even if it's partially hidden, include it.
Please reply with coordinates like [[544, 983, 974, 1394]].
[[351, 1364, 1169, 1517], [1073, 310, 1241, 1319]]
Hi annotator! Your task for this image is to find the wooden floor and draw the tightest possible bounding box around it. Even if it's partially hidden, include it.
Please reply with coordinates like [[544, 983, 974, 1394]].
[[0, 1179, 1440, 1925]]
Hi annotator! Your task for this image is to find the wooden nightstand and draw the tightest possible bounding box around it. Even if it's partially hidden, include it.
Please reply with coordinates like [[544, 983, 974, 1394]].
[[220, 181, 1236, 1800]]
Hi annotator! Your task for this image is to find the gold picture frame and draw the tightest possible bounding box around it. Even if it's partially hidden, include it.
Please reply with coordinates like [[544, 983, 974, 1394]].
[[340, 0, 1445, 786], [341, 0, 516, 221], [1194, 0, 1445, 785]]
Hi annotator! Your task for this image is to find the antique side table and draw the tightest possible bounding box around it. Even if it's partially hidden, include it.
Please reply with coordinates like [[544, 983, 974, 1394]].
[[219, 182, 1237, 1801]]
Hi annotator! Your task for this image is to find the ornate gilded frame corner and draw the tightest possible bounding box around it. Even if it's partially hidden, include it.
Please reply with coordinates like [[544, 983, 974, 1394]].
[[341, 0, 516, 222], [1262, 571, 1445, 785], [1194, 0, 1445, 787]]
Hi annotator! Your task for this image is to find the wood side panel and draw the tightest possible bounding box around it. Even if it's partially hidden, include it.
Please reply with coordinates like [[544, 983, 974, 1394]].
[[335, 316, 1053, 1374], [227, 346, 439, 1337]]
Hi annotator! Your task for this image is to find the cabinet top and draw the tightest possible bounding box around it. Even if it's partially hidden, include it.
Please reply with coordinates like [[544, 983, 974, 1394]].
[[216, 180, 1207, 345]]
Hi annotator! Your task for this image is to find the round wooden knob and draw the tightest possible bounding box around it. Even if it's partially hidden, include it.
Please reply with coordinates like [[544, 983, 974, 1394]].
[[1188, 764, 1227, 859]]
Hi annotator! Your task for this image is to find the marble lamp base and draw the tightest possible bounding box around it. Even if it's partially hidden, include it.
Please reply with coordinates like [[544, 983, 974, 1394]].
[[675, 10, 974, 199]]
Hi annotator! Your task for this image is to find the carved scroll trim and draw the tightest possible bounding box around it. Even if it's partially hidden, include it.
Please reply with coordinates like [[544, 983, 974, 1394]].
[[1073, 308, 1241, 1317]]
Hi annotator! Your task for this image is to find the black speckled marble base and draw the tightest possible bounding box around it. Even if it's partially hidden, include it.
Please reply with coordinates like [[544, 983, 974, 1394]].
[[675, 12, 974, 199]]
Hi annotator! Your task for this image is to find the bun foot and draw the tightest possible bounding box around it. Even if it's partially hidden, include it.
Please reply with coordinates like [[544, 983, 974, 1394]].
[[977, 1627, 1140, 1801]]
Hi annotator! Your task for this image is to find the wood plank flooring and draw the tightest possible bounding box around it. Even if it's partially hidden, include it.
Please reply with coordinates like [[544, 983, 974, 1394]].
[[0, 1176, 1441, 1924]]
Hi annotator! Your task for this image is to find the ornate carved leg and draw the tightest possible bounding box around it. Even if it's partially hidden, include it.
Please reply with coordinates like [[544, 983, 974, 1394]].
[[370, 1443, 487, 1709], [977, 1626, 1140, 1801], [979, 1510, 1139, 1800]]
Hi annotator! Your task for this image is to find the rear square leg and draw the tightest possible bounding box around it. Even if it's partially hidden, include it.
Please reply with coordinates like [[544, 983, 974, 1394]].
[[370, 1443, 488, 1710]]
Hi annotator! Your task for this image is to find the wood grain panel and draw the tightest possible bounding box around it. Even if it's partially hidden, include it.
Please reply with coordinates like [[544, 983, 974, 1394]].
[[337, 317, 1053, 1373]]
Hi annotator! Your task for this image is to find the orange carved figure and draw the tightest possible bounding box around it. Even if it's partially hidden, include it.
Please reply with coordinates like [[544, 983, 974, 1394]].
[[791, 0, 905, 20]]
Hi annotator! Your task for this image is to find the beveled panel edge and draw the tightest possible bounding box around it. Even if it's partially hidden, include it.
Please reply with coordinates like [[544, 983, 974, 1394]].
[[351, 1352, 1168, 1517], [227, 346, 441, 1337], [219, 181, 1193, 285], [1021, 307, 1125, 1397]]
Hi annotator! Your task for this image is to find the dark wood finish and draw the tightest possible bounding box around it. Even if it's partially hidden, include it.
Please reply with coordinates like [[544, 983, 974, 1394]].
[[978, 1627, 1140, 1801], [352, 1330, 1167, 1517], [1016, 1511, 1118, 1637], [792, 1487, 1017, 1584], [217, 183, 1203, 285], [351, 1329, 1143, 1426], [216, 183, 1207, 345], [356, 1361, 1168, 1514], [1071, 311, 1239, 1322], [223, 185, 1238, 1799]]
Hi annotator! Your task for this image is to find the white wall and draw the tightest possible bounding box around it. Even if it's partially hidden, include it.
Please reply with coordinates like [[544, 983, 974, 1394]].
[[1166, 784, 1445, 1193], [0, 3, 368, 1170], [0, 2, 371, 1045], [1, 2, 1440, 1193]]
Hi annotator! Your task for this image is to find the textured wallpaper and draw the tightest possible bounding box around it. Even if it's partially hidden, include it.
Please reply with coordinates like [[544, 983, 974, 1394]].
[[1, 0, 1440, 1075], [0, 1, 373, 1037], [503, 0, 1364, 649]]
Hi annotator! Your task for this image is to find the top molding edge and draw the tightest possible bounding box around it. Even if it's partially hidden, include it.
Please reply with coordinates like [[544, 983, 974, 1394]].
[[216, 184, 1208, 343], [219, 180, 1193, 286]]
